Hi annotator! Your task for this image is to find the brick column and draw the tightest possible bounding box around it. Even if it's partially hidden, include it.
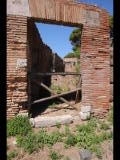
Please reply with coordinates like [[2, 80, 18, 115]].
[[7, 15, 28, 119], [80, 11, 110, 116]]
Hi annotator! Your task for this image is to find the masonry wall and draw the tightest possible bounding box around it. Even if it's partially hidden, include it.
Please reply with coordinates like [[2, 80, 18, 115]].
[[7, 0, 110, 118], [7, 15, 28, 119], [7, 17, 65, 118], [51, 58, 80, 92], [80, 17, 110, 116]]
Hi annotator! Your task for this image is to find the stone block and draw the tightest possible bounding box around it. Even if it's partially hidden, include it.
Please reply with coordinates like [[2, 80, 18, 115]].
[[30, 115, 73, 127], [79, 149, 92, 160]]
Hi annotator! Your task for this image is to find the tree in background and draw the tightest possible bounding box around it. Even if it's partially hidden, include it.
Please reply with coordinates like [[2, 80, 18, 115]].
[[64, 26, 82, 58], [64, 15, 113, 58], [109, 15, 113, 42]]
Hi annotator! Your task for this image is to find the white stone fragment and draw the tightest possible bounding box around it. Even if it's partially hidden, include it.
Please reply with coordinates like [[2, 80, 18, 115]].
[[81, 106, 92, 113], [30, 115, 73, 127], [80, 106, 92, 120]]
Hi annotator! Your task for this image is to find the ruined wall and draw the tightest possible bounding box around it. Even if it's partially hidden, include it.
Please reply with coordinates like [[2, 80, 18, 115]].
[[28, 0, 110, 115], [7, 15, 28, 119], [7, 16, 65, 118], [51, 58, 80, 92], [27, 20, 53, 102], [81, 20, 110, 116], [53, 53, 65, 72], [7, 0, 110, 118], [64, 58, 80, 72]]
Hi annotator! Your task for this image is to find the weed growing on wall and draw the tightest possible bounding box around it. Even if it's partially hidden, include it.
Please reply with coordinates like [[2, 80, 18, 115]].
[[107, 105, 113, 124]]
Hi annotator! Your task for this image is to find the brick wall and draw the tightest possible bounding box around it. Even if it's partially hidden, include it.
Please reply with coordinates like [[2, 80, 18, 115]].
[[7, 15, 28, 119], [7, 17, 65, 118], [80, 12, 110, 115], [7, 0, 110, 118]]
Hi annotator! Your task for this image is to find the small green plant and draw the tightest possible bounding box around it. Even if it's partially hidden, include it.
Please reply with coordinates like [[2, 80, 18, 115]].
[[76, 124, 93, 134], [65, 133, 77, 147], [51, 85, 63, 94], [56, 122, 61, 129], [75, 62, 80, 73], [90, 145, 102, 159], [50, 85, 69, 94], [16, 133, 38, 154], [87, 117, 99, 128], [49, 102, 56, 108], [16, 129, 64, 153], [49, 151, 63, 160], [107, 106, 113, 124], [7, 150, 18, 160], [64, 125, 71, 135], [100, 122, 110, 130], [7, 116, 32, 137], [46, 131, 63, 146]]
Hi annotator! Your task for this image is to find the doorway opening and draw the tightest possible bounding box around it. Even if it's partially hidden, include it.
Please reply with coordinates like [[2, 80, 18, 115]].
[[27, 19, 83, 117]]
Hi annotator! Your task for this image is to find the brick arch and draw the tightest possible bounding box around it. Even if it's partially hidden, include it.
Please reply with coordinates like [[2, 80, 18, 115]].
[[7, 0, 110, 118]]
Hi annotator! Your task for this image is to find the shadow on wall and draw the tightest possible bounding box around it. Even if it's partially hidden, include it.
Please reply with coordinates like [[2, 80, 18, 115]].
[[27, 20, 65, 117]]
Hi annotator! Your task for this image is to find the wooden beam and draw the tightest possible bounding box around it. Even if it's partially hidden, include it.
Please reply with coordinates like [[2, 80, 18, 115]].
[[32, 80, 77, 109], [40, 82, 76, 109], [31, 85, 81, 105], [29, 72, 81, 76]]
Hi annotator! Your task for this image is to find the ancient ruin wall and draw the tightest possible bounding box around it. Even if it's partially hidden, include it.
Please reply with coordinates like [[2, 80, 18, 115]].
[[7, 16, 64, 118], [7, 15, 28, 119], [51, 58, 80, 92], [7, 0, 110, 118], [80, 9, 110, 116]]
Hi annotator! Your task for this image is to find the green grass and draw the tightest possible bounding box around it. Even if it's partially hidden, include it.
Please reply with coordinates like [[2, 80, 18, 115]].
[[64, 133, 77, 148], [100, 121, 110, 130], [49, 151, 63, 160], [16, 129, 64, 153], [16, 132, 39, 154], [50, 85, 69, 94], [107, 106, 113, 124], [7, 150, 18, 160], [16, 115, 112, 157], [7, 116, 32, 137], [8, 110, 113, 159]]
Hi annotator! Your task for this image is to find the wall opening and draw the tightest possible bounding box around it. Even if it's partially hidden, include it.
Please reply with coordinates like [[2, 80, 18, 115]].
[[27, 18, 83, 117]]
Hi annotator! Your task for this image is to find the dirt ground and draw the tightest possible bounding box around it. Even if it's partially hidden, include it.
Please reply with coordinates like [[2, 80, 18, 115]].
[[7, 101, 113, 160]]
